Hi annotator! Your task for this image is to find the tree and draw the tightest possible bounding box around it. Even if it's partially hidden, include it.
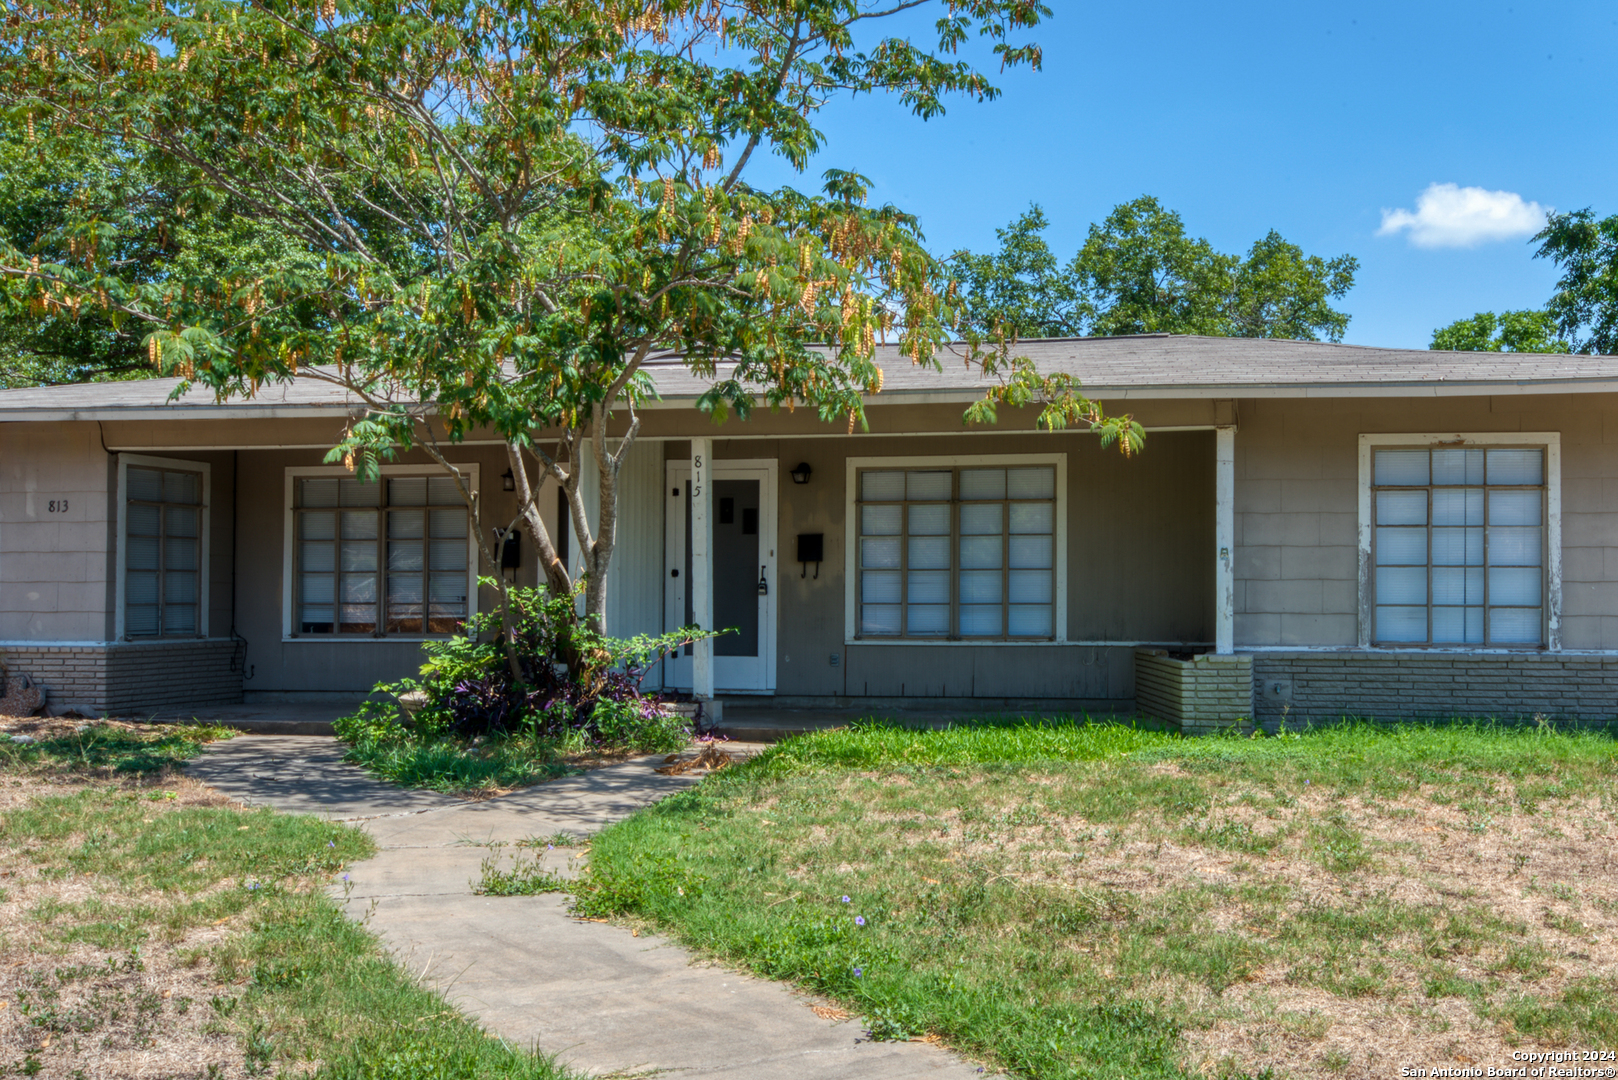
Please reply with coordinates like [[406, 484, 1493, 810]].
[[1, 0, 1142, 673], [1069, 196, 1233, 337], [1534, 209, 1618, 355], [954, 196, 1357, 342], [1430, 310, 1569, 353], [0, 120, 324, 387], [948, 204, 1079, 338], [1226, 230, 1357, 341]]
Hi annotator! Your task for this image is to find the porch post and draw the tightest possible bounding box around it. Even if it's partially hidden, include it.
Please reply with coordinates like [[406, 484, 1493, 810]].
[[690, 438, 715, 699], [1215, 425, 1235, 655]]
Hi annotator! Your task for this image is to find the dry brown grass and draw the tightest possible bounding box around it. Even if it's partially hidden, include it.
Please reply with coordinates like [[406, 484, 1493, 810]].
[[883, 775, 1618, 1079], [0, 772, 254, 1079]]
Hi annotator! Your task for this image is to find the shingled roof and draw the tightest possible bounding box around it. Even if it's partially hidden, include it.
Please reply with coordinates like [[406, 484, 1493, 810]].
[[2, 335, 1614, 420]]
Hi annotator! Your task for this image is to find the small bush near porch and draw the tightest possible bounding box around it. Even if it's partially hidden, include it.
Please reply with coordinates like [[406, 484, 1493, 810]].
[[334, 584, 699, 793], [566, 720, 1618, 1079]]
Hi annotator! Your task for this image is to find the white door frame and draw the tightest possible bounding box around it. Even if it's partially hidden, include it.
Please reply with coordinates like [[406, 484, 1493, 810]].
[[664, 459, 778, 692]]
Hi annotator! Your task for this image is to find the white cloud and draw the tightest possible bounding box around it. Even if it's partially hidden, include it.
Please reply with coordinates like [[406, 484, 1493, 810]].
[[1377, 183, 1549, 248]]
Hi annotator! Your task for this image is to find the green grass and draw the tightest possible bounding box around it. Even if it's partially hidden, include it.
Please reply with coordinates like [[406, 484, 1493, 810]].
[[0, 720, 236, 775], [1, 781, 573, 1078], [552, 718, 1618, 1080], [340, 730, 582, 792]]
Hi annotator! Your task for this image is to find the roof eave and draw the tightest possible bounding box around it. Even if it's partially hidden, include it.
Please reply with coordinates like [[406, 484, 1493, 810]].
[[4, 375, 1617, 423]]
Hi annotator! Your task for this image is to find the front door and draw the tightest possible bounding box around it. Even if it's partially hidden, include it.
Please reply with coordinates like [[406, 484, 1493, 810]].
[[664, 460, 777, 692]]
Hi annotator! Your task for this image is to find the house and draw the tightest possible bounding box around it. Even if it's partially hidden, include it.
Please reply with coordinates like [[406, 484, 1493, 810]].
[[1, 334, 1613, 728]]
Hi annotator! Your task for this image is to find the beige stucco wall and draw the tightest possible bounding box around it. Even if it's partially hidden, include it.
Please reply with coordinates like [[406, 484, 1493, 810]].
[[0, 422, 114, 641], [1233, 393, 1618, 650]]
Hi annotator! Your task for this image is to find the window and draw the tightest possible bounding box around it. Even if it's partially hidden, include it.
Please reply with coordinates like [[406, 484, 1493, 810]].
[[124, 465, 203, 638], [1371, 446, 1546, 646], [856, 464, 1057, 640], [293, 474, 470, 636]]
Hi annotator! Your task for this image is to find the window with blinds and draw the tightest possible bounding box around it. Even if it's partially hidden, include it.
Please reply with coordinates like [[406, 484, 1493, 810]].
[[1372, 446, 1545, 646], [295, 475, 470, 636], [857, 465, 1057, 640], [125, 466, 202, 638]]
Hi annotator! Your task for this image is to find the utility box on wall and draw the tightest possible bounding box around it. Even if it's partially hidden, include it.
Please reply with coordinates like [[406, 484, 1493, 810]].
[[1134, 648, 1253, 734]]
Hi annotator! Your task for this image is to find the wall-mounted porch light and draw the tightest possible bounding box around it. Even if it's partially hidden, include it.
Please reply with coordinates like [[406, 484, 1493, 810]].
[[501, 467, 516, 491], [790, 461, 813, 485]]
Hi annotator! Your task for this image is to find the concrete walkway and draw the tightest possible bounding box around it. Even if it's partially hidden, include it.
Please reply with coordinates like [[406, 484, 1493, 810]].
[[190, 736, 986, 1079]]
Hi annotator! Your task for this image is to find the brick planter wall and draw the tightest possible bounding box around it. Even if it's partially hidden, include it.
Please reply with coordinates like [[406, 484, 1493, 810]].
[[0, 640, 242, 714], [1251, 651, 1618, 724], [1134, 648, 1254, 733]]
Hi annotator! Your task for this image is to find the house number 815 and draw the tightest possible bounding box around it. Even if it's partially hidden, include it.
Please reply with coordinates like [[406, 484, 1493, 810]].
[[47, 499, 68, 513]]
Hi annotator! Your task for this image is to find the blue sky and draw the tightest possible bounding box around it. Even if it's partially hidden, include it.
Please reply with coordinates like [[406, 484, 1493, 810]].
[[744, 1, 1616, 349]]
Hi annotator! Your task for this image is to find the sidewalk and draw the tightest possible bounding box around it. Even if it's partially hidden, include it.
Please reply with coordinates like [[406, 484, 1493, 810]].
[[190, 736, 987, 1078]]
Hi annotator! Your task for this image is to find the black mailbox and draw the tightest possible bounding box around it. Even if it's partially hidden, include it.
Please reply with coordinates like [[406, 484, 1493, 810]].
[[797, 532, 824, 578]]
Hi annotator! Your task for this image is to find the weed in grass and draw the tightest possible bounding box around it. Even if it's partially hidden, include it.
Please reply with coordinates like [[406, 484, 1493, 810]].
[[476, 853, 571, 896], [1308, 816, 1371, 874], [340, 732, 580, 793], [1186, 820, 1283, 855]]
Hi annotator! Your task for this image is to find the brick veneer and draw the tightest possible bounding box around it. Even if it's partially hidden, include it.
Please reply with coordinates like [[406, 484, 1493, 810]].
[[0, 640, 242, 714], [1134, 649, 1254, 733], [1250, 651, 1618, 723]]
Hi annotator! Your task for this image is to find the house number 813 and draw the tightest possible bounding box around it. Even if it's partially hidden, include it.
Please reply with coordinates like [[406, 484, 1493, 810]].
[[47, 499, 68, 513]]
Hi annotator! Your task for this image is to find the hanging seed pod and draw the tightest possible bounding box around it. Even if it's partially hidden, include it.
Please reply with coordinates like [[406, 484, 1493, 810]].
[[702, 144, 720, 170], [148, 336, 161, 365]]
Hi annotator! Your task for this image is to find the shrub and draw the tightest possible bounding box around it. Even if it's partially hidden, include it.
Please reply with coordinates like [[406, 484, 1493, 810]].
[[334, 581, 711, 755]]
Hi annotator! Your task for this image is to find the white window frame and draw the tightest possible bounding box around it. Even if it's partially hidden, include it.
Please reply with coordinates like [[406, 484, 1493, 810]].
[[281, 464, 480, 642], [1357, 432, 1561, 651], [843, 453, 1068, 645], [116, 453, 211, 642]]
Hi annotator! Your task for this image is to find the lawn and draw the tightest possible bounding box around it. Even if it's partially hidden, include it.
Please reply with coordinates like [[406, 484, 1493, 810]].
[[562, 719, 1618, 1080], [0, 719, 572, 1079]]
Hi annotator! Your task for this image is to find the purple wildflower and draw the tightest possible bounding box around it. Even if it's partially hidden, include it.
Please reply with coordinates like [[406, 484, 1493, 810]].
[[841, 895, 850, 903], [855, 916, 865, 927], [853, 968, 863, 978]]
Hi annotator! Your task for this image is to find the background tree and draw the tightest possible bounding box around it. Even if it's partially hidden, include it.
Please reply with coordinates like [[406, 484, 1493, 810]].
[[953, 195, 1357, 341], [1430, 310, 1569, 353], [1, 0, 1140, 664], [0, 121, 320, 388], [1068, 196, 1233, 336], [1535, 209, 1618, 354], [948, 204, 1079, 338], [1226, 230, 1357, 341]]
